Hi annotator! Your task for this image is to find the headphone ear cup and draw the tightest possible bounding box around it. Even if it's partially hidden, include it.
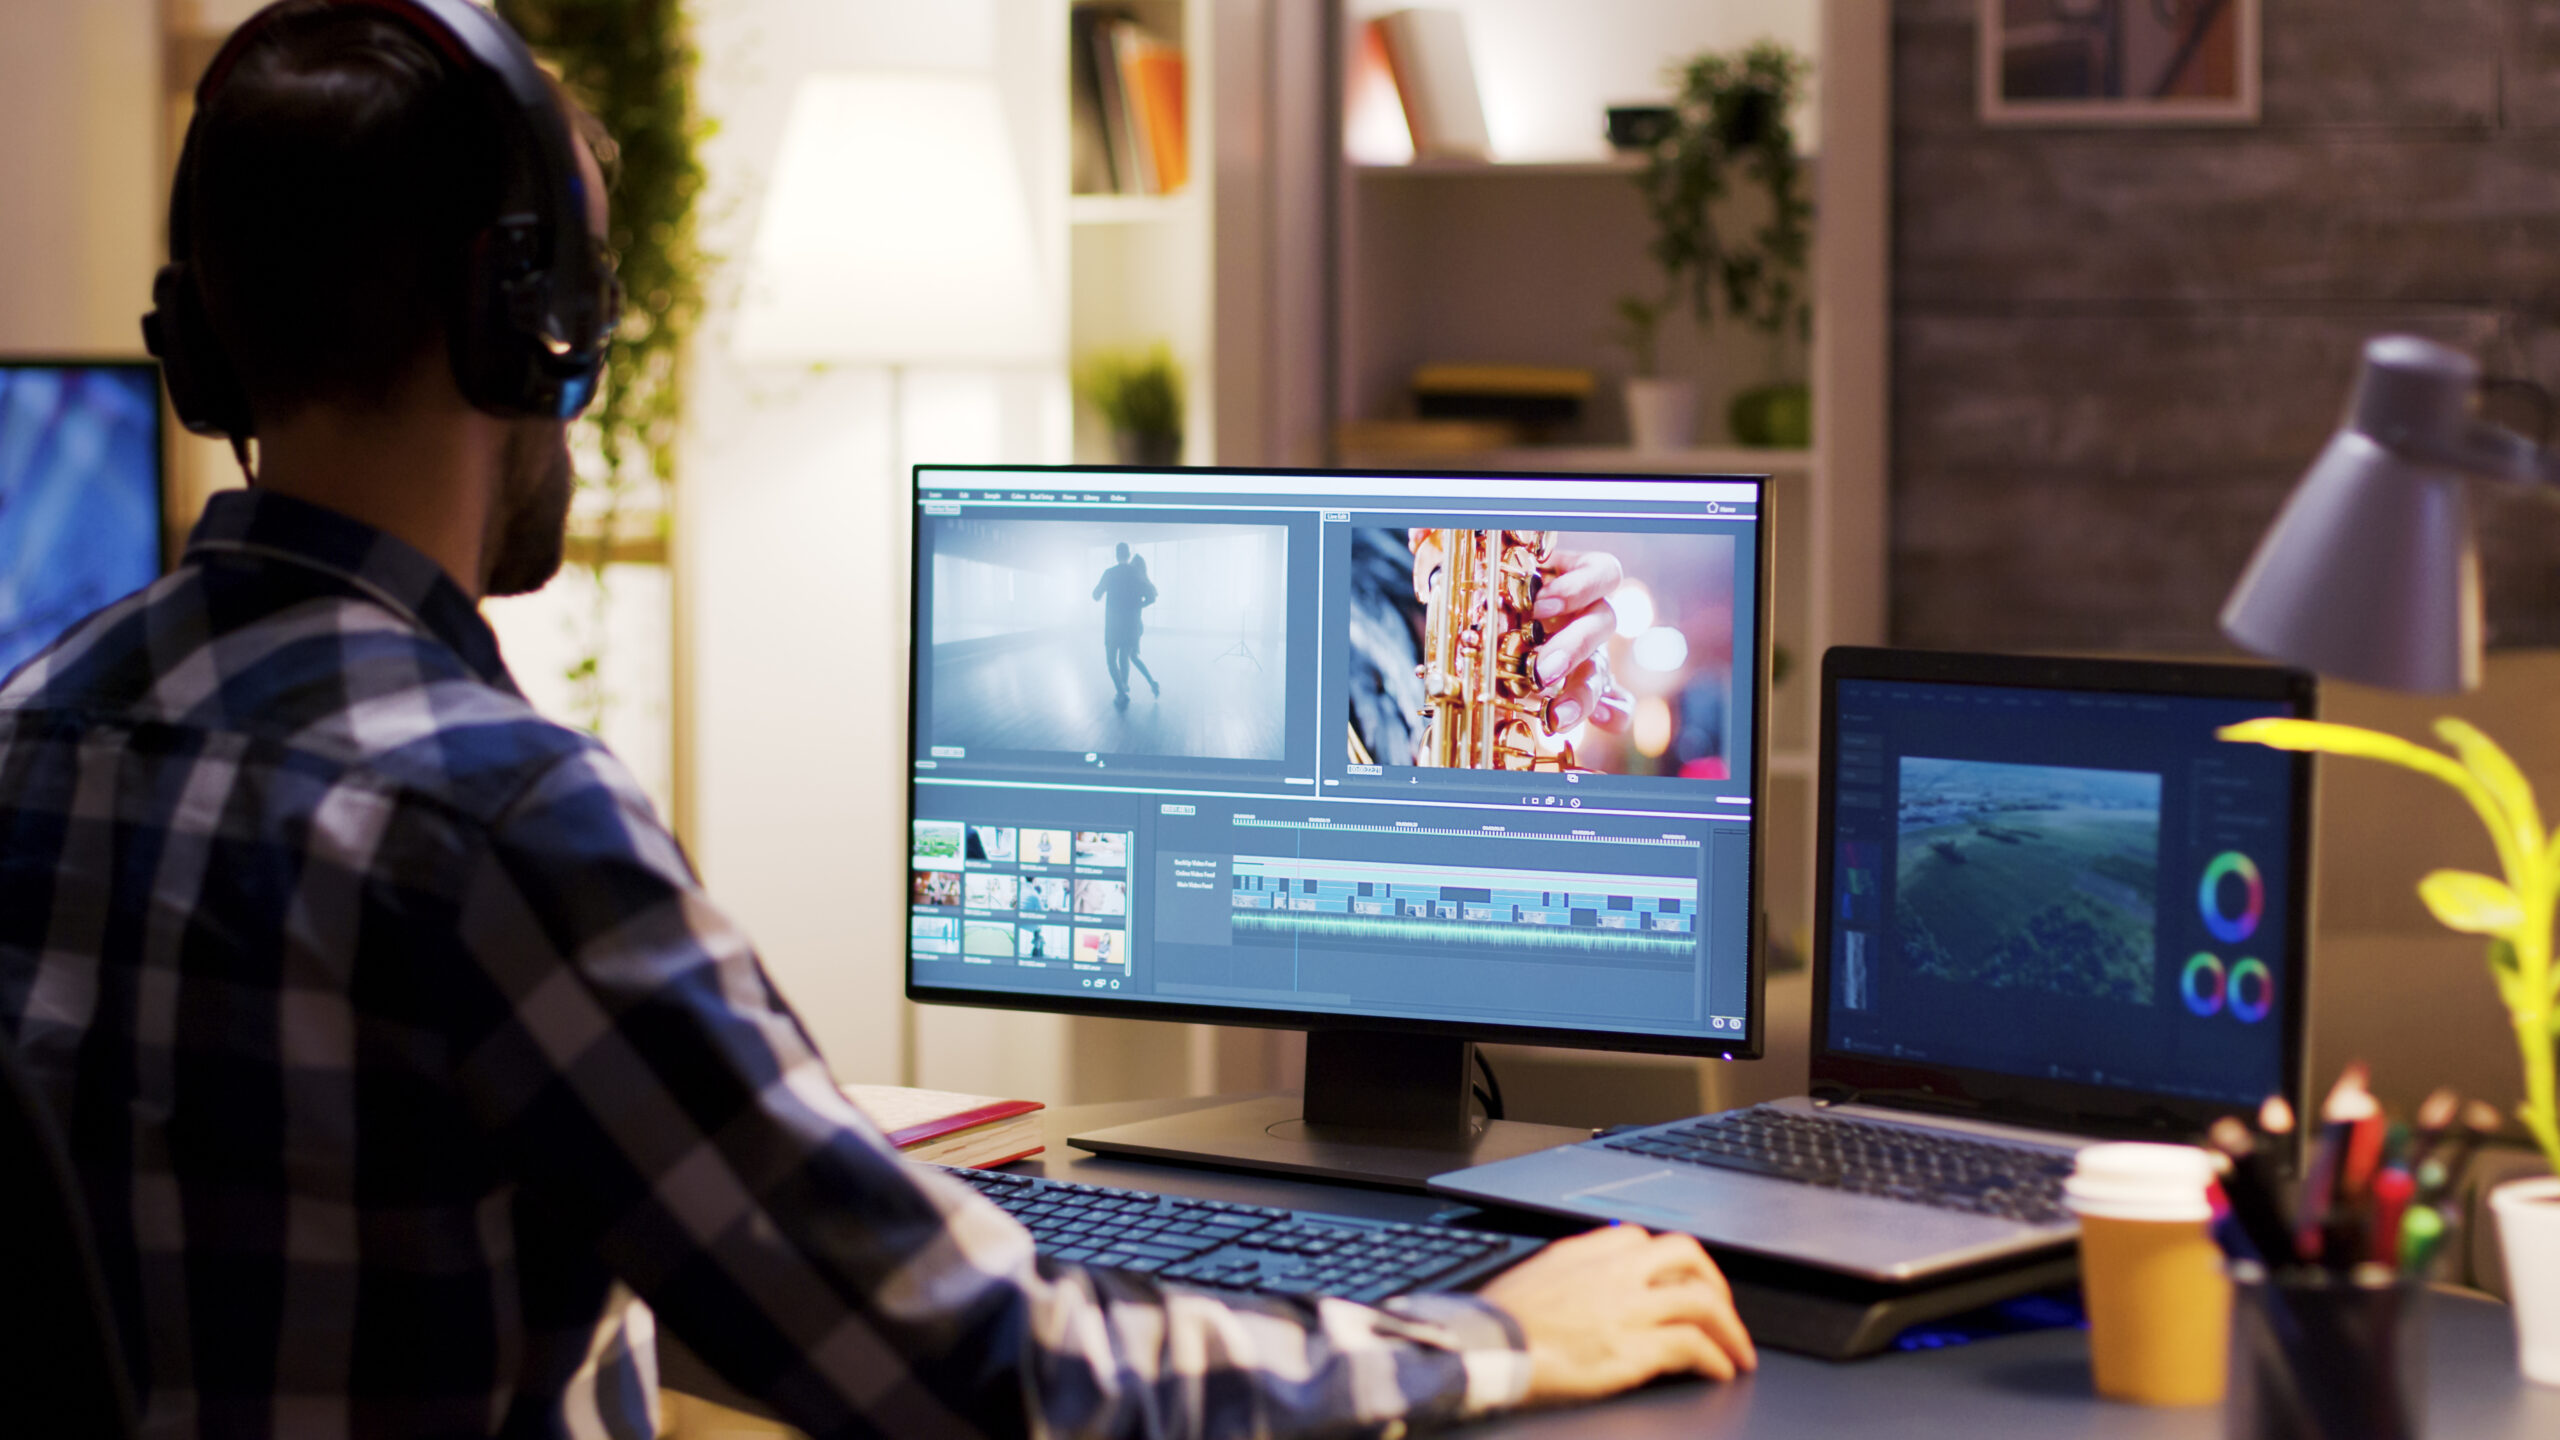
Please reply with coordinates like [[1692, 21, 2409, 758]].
[[455, 220, 543, 417], [457, 219, 607, 420], [143, 263, 255, 440]]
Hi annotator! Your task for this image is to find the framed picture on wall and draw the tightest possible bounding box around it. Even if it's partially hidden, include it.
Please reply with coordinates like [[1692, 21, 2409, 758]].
[[1979, 0, 2260, 124]]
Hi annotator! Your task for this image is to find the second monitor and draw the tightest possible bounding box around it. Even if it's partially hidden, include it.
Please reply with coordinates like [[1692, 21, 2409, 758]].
[[906, 465, 1770, 1186]]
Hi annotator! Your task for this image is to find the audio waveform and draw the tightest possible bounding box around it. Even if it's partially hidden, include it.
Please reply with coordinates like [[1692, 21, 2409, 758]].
[[1232, 909, 1695, 961]]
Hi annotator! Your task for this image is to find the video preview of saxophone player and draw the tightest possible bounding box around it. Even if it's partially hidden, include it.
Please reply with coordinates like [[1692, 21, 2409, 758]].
[[1346, 527, 1738, 777], [926, 517, 1291, 761]]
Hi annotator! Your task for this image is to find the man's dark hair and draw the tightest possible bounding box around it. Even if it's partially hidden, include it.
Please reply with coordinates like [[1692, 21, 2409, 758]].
[[183, 2, 510, 423], [1116, 542, 1130, 561]]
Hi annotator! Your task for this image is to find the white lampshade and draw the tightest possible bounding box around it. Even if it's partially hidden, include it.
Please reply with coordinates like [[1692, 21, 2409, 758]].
[[734, 72, 1055, 365]]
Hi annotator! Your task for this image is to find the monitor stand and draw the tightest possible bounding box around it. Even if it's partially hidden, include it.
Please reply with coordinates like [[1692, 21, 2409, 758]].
[[1067, 1031, 1593, 1191]]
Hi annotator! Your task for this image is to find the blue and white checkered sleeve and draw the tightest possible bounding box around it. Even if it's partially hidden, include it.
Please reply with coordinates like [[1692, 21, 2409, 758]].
[[446, 745, 1532, 1440]]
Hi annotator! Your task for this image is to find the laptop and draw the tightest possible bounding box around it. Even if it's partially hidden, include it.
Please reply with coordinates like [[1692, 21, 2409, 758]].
[[1432, 647, 2315, 1283]]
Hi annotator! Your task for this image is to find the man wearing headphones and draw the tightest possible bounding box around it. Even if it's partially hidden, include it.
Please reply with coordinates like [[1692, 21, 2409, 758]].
[[0, 3, 1752, 1437]]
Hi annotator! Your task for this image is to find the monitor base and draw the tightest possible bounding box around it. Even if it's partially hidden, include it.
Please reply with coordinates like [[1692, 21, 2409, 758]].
[[1069, 1094, 1591, 1191]]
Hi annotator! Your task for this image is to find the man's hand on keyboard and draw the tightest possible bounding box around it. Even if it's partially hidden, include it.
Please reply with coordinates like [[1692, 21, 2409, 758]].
[[1478, 1224, 1757, 1404]]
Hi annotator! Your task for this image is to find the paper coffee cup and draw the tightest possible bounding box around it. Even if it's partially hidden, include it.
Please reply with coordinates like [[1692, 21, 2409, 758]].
[[2067, 1142, 2231, 1406]]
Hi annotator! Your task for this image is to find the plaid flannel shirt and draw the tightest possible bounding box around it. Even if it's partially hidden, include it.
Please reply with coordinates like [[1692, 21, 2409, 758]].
[[0, 490, 1531, 1440]]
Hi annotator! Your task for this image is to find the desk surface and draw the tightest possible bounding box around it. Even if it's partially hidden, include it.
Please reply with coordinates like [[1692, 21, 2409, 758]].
[[665, 1094, 2560, 1438]]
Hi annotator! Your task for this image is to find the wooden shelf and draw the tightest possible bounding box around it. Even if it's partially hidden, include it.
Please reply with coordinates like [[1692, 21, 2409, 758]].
[[1352, 157, 1644, 178], [1336, 444, 1817, 475], [1068, 191, 1199, 226]]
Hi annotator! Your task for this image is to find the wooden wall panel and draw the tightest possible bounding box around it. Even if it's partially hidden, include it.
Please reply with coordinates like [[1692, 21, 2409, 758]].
[[1891, 0, 2560, 652]]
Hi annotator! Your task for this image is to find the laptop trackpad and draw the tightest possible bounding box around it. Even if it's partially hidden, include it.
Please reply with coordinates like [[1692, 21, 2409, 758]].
[[1567, 1171, 1721, 1223]]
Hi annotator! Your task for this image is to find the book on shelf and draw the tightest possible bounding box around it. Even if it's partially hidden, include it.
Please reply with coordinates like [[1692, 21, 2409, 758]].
[[845, 1084, 1045, 1169], [1373, 8, 1491, 163], [1071, 8, 1187, 196], [1411, 363, 1591, 427]]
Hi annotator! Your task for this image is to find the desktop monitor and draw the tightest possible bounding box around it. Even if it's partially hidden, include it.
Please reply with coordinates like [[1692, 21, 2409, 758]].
[[0, 360, 164, 678], [905, 464, 1769, 1186]]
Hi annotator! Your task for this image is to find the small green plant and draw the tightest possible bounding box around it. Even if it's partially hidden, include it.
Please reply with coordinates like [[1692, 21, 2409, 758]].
[[1626, 40, 1813, 373], [2221, 716, 2560, 1177], [1074, 344, 1185, 440], [1608, 295, 1669, 378]]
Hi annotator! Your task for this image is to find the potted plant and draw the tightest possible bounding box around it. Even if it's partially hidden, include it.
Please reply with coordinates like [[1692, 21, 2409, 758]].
[[1608, 295, 1695, 452], [1622, 40, 1812, 451], [2219, 716, 2560, 1385], [1074, 343, 1184, 467]]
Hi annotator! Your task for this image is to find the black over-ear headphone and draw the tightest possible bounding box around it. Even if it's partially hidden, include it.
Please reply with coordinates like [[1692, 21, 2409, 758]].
[[142, 0, 617, 442]]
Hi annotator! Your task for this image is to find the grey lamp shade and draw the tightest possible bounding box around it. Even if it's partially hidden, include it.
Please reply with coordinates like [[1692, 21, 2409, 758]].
[[2220, 336, 2487, 693]]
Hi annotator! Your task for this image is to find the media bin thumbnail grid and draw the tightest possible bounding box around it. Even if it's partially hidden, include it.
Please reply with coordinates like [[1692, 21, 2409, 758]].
[[1229, 855, 1698, 965], [912, 819, 1133, 973]]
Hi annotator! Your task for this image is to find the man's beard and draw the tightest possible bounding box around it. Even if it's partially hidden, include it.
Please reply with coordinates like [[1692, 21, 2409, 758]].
[[485, 425, 574, 598]]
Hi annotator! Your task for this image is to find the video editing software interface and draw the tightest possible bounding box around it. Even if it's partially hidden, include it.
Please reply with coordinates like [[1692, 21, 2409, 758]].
[[1822, 676, 2305, 1108], [906, 467, 1764, 1047]]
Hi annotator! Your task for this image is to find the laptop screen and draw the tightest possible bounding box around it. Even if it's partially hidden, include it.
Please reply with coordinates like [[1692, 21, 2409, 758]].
[[1818, 661, 2309, 1114]]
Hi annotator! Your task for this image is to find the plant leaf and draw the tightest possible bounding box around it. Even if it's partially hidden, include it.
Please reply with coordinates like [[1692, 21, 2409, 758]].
[[2435, 718, 2543, 861], [2218, 718, 2464, 782], [2223, 718, 2528, 893], [2418, 870, 2524, 936]]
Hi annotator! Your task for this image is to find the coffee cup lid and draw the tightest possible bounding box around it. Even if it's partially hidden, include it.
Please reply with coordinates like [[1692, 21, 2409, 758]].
[[2063, 1142, 2216, 1223]]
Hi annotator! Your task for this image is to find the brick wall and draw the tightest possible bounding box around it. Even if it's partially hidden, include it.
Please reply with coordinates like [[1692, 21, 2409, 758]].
[[1891, 0, 2560, 651]]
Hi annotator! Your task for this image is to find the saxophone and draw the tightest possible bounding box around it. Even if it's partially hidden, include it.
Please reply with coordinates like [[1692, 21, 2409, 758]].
[[1414, 528, 1580, 770]]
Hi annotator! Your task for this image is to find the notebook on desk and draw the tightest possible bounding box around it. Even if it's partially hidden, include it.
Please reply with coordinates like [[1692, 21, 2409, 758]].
[[1433, 648, 2316, 1284]]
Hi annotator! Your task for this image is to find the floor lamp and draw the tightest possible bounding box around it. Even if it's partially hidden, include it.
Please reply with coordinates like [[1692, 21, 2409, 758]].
[[733, 72, 1057, 1083], [736, 70, 1056, 502]]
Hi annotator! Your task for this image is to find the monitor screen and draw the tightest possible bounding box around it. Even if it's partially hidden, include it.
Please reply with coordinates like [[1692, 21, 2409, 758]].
[[0, 361, 163, 678], [906, 466, 1768, 1055], [1817, 669, 2309, 1110]]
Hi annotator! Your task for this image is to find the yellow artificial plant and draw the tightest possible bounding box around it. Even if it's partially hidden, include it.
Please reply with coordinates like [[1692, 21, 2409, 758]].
[[2220, 717, 2560, 1177]]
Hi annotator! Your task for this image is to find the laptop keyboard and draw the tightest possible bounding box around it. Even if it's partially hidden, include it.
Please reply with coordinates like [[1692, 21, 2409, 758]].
[[1599, 1106, 2076, 1225], [939, 1165, 1543, 1303]]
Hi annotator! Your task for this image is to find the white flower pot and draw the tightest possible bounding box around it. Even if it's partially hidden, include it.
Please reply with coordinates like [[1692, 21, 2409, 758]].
[[1624, 377, 1698, 453], [2492, 1175, 2560, 1386]]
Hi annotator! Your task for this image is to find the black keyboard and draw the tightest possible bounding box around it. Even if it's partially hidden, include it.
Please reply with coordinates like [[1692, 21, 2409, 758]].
[[1599, 1106, 2076, 1224], [940, 1165, 1543, 1303]]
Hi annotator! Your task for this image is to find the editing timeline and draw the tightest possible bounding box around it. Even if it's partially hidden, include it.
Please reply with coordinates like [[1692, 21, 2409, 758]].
[[911, 821, 1134, 984]]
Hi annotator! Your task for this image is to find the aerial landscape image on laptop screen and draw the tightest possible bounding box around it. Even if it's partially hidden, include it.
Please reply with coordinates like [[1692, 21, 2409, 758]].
[[1892, 758, 2162, 1004]]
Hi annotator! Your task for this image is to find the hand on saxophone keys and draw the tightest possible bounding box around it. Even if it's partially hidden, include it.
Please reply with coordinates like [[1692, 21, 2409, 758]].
[[1526, 547, 1633, 735], [1407, 530, 1634, 768]]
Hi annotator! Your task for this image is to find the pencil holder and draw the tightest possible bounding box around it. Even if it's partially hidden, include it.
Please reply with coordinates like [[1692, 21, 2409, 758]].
[[2224, 1262, 2428, 1440]]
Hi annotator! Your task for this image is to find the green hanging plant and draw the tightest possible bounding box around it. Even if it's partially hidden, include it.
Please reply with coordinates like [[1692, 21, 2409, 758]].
[[495, 0, 713, 731], [1630, 39, 1811, 353]]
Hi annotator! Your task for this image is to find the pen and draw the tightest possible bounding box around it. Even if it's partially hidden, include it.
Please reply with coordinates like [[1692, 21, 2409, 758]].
[[2370, 1165, 2415, 1268], [2207, 1114, 2296, 1266], [2421, 1099, 2503, 1209], [2398, 1201, 2448, 1275], [2298, 1067, 2374, 1264], [2405, 1087, 2459, 1175]]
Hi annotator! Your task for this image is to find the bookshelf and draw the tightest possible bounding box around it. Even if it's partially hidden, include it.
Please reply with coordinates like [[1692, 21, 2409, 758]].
[[1067, 0, 1216, 465], [1324, 0, 1888, 1109], [1039, 1, 1884, 1107]]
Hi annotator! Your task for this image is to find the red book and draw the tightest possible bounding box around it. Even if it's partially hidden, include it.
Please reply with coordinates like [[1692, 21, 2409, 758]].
[[844, 1084, 1045, 1169]]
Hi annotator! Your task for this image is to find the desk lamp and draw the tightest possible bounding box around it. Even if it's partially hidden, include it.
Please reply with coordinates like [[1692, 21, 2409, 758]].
[[2220, 335, 2560, 691]]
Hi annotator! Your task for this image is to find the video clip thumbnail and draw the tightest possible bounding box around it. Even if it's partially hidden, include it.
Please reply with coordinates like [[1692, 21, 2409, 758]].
[[1346, 527, 1738, 777]]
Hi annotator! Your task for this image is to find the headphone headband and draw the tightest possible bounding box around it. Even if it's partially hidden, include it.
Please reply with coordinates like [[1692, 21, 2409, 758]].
[[146, 0, 614, 439]]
